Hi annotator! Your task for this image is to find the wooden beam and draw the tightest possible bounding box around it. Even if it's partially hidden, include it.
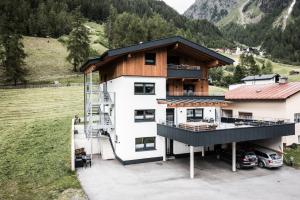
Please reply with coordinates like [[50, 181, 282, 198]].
[[206, 60, 219, 68], [84, 64, 97, 74]]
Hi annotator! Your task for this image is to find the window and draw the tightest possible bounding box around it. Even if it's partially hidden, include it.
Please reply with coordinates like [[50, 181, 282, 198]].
[[294, 113, 300, 123], [222, 109, 233, 118], [239, 112, 253, 119], [134, 83, 155, 95], [145, 53, 156, 65], [183, 84, 195, 96], [187, 109, 203, 122], [135, 137, 156, 151], [134, 109, 155, 122]]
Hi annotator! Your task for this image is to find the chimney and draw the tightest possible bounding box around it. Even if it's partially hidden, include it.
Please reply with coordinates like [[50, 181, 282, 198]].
[[279, 77, 288, 84]]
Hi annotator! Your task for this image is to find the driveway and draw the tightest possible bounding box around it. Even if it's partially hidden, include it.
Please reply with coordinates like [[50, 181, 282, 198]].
[[77, 156, 300, 200]]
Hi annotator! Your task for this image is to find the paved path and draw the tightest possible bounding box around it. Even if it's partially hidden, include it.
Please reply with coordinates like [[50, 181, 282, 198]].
[[77, 157, 300, 200]]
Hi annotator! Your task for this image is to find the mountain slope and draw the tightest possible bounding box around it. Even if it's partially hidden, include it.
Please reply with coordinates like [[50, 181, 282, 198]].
[[184, 0, 238, 23], [185, 0, 292, 27]]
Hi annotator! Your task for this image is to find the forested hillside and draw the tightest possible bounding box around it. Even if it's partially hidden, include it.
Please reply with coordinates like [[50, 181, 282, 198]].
[[0, 0, 233, 48]]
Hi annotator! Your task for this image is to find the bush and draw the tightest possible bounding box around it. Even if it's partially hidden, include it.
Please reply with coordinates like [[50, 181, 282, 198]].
[[289, 143, 298, 150]]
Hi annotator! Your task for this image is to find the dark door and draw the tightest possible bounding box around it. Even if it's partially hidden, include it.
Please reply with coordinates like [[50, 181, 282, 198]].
[[166, 108, 174, 156]]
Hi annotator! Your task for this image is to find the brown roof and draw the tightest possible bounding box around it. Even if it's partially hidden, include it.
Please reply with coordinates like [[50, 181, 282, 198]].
[[225, 82, 300, 100]]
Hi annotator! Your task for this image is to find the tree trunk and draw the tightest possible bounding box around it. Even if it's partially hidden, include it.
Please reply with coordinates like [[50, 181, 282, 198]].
[[14, 79, 17, 86], [73, 64, 77, 72]]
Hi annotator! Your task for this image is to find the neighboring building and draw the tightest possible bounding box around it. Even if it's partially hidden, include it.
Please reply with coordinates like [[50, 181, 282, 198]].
[[78, 36, 294, 178], [229, 74, 281, 90], [241, 74, 280, 85], [225, 82, 300, 145]]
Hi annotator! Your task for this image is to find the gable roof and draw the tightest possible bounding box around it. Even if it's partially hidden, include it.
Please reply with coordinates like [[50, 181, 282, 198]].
[[80, 36, 234, 72], [225, 82, 300, 100], [241, 74, 279, 82]]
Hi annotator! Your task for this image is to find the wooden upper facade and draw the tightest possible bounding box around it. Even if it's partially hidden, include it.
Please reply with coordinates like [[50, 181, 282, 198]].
[[81, 36, 234, 96]]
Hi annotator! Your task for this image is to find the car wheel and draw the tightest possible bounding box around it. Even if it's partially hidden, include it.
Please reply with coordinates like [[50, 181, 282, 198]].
[[258, 161, 265, 168], [236, 162, 241, 169]]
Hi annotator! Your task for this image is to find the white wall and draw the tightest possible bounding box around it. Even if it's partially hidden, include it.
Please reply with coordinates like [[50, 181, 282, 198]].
[[226, 94, 300, 145], [253, 137, 283, 153], [104, 76, 167, 161], [285, 92, 300, 144], [244, 78, 276, 85], [173, 106, 217, 154]]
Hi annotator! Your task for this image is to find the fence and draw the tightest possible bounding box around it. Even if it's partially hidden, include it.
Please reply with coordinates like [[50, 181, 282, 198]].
[[0, 83, 83, 89]]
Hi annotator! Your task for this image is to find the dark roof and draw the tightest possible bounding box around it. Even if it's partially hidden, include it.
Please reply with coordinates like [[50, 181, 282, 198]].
[[241, 74, 279, 82], [80, 36, 234, 72]]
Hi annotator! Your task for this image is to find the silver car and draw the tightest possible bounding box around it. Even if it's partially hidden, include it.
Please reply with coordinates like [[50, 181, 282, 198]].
[[254, 148, 283, 168]]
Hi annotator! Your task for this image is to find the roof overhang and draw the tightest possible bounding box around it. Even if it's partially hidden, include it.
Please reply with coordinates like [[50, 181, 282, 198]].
[[80, 36, 234, 73], [158, 96, 231, 107]]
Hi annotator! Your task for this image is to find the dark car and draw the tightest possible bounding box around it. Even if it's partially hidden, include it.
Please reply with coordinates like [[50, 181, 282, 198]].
[[219, 149, 258, 169]]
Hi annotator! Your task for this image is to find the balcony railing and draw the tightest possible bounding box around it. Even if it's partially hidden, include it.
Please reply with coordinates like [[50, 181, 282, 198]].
[[157, 119, 295, 147], [167, 64, 201, 71], [167, 64, 203, 79]]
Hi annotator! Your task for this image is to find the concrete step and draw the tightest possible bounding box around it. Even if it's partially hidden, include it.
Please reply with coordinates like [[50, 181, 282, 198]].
[[100, 136, 115, 160]]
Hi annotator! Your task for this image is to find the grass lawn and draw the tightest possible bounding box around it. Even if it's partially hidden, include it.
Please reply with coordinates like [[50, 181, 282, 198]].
[[209, 85, 228, 95], [0, 86, 85, 200]]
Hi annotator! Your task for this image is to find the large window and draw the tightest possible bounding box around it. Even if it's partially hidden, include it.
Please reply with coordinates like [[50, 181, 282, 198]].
[[135, 137, 156, 151], [134, 109, 155, 122], [145, 53, 156, 65], [134, 83, 155, 95], [187, 109, 203, 122], [239, 112, 253, 119], [294, 113, 300, 123]]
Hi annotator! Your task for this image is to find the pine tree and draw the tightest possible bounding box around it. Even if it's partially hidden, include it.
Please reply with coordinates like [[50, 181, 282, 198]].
[[233, 65, 246, 83], [66, 9, 90, 72], [1, 34, 28, 85], [261, 60, 273, 74], [239, 54, 260, 76]]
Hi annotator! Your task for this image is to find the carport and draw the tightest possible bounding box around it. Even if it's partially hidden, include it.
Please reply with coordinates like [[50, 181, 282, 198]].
[[158, 119, 295, 179]]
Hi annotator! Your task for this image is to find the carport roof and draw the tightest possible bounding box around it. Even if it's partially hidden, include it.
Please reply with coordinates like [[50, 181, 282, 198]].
[[157, 123, 295, 147]]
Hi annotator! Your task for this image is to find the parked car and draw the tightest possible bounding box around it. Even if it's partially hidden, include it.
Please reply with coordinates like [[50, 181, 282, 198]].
[[254, 148, 283, 168], [219, 149, 258, 169]]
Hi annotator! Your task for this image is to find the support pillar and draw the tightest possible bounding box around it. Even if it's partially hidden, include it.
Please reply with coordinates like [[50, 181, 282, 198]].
[[190, 146, 194, 179], [232, 142, 236, 172], [201, 146, 205, 157], [163, 137, 167, 162]]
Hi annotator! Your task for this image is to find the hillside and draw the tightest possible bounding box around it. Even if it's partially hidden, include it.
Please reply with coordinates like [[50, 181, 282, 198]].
[[185, 0, 292, 27], [222, 52, 300, 82], [0, 23, 107, 85]]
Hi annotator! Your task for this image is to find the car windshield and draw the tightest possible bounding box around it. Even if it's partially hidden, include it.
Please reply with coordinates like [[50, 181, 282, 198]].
[[270, 153, 280, 160], [246, 152, 256, 156]]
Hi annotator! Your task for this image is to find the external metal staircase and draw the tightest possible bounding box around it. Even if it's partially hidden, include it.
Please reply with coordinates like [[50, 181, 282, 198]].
[[84, 74, 115, 139]]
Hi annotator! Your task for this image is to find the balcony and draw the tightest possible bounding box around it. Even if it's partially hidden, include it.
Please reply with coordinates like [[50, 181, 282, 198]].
[[167, 64, 202, 79], [157, 117, 295, 147]]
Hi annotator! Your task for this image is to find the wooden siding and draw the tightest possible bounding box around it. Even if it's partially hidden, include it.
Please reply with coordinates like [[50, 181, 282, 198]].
[[98, 49, 167, 82], [167, 78, 208, 96]]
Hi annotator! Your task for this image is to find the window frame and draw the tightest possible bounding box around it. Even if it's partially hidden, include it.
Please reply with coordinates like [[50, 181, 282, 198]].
[[134, 82, 155, 95], [145, 53, 156, 65], [134, 109, 156, 122], [238, 112, 253, 119], [135, 137, 156, 152], [294, 113, 300, 123], [187, 108, 204, 122]]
